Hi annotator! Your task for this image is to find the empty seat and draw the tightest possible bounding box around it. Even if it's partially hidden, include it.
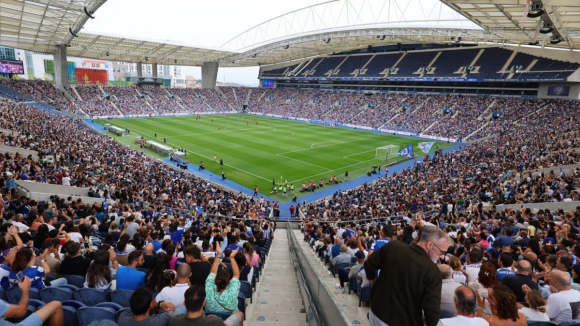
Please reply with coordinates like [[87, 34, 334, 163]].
[[61, 300, 87, 310], [95, 302, 124, 311], [110, 290, 133, 307], [239, 281, 252, 304], [76, 307, 116, 326], [60, 275, 85, 288], [62, 306, 78, 326], [39, 287, 73, 303], [74, 288, 108, 306]]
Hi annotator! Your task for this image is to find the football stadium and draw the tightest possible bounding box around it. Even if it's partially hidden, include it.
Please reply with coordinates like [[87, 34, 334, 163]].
[[0, 0, 579, 325]]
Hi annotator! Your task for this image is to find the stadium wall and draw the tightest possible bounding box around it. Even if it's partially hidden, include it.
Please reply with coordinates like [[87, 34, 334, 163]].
[[537, 82, 580, 100]]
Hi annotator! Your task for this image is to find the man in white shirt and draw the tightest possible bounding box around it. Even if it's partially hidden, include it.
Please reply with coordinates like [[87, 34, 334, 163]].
[[464, 251, 482, 282], [440, 265, 461, 316], [12, 214, 29, 232], [152, 263, 191, 315], [437, 286, 489, 326], [546, 270, 580, 324]]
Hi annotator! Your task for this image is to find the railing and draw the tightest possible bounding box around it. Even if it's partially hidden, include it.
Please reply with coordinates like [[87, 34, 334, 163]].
[[287, 221, 351, 326]]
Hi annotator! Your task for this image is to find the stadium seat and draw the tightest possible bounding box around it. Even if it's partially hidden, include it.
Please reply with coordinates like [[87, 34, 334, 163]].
[[110, 290, 133, 307], [6, 287, 39, 304], [527, 322, 558, 326], [62, 306, 78, 326], [27, 299, 45, 310], [95, 302, 124, 311], [237, 293, 246, 321], [205, 311, 232, 321], [77, 307, 116, 326], [440, 310, 454, 319], [348, 276, 359, 295], [333, 262, 349, 278], [115, 307, 131, 322], [239, 281, 252, 304], [60, 284, 79, 292], [61, 300, 87, 310], [358, 286, 371, 307], [559, 323, 580, 326], [60, 275, 85, 288], [74, 288, 108, 306], [40, 287, 74, 303]]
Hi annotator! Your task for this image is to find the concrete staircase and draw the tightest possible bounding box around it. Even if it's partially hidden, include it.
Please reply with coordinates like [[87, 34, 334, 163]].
[[246, 228, 307, 326], [292, 229, 371, 325]]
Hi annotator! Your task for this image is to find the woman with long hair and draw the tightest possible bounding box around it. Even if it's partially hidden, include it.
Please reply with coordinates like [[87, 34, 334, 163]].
[[477, 284, 526, 325], [84, 249, 116, 289], [166, 244, 177, 270], [145, 252, 170, 292], [518, 289, 549, 321], [243, 242, 260, 268], [33, 224, 50, 249], [469, 261, 501, 316], [205, 242, 240, 313], [448, 255, 468, 285]]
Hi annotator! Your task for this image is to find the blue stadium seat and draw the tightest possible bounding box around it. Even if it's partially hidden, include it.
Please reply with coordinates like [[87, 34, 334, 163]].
[[40, 287, 74, 303], [527, 322, 558, 326], [115, 307, 131, 322], [60, 284, 79, 292], [333, 262, 349, 278], [62, 306, 78, 326], [74, 288, 108, 306], [6, 287, 39, 304], [348, 276, 359, 295], [110, 290, 133, 307], [238, 293, 246, 321], [95, 302, 124, 311], [76, 307, 116, 326], [61, 300, 87, 310], [239, 281, 252, 304], [27, 299, 45, 310], [358, 286, 371, 307], [60, 275, 85, 288]]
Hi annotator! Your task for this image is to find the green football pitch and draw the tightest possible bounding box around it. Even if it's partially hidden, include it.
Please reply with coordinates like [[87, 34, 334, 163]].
[[96, 114, 452, 199]]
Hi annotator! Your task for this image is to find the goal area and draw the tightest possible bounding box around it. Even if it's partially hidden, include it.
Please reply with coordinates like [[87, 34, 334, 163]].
[[375, 145, 399, 161]]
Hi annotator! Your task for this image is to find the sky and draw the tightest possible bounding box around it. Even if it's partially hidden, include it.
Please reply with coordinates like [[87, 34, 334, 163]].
[[83, 0, 331, 86]]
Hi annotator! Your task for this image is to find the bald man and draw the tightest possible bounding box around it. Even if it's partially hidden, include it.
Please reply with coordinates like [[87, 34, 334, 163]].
[[329, 244, 351, 275], [437, 286, 488, 326], [152, 263, 192, 316], [142, 243, 155, 269], [440, 265, 461, 316], [501, 259, 538, 302], [546, 270, 580, 324]]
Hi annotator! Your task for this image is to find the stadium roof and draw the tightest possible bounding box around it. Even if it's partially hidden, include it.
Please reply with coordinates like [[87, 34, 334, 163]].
[[441, 0, 580, 50], [0, 0, 107, 52], [1, 0, 579, 67]]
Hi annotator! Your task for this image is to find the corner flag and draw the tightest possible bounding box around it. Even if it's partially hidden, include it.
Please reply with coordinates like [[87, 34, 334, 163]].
[[398, 144, 414, 159]]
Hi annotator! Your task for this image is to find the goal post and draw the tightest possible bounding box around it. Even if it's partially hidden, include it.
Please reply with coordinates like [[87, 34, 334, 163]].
[[375, 145, 399, 161]]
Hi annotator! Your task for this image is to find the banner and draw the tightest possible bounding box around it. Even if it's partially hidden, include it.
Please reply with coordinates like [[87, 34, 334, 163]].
[[398, 144, 414, 159], [418, 142, 435, 154]]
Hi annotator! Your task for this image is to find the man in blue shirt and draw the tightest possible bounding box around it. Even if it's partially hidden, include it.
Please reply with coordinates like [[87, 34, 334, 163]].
[[496, 254, 515, 281], [169, 224, 184, 246], [150, 233, 162, 252], [368, 224, 393, 255], [345, 223, 357, 240], [496, 229, 514, 247], [117, 250, 146, 290]]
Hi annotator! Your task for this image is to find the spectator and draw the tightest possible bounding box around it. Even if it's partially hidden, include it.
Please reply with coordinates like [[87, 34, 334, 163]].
[[59, 242, 93, 277], [476, 284, 526, 325], [364, 226, 448, 326], [153, 263, 192, 316], [518, 289, 549, 321], [145, 252, 170, 293], [169, 284, 243, 326], [468, 261, 500, 316], [116, 286, 172, 326], [116, 250, 146, 290], [437, 286, 488, 326], [544, 270, 580, 324], [501, 259, 538, 302], [84, 249, 115, 289], [0, 276, 64, 326], [186, 246, 211, 287], [205, 243, 240, 314], [440, 264, 461, 316]]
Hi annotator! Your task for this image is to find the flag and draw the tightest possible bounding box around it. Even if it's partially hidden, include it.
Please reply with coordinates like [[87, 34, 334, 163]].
[[398, 144, 414, 159], [195, 205, 204, 216], [418, 142, 435, 154], [560, 167, 564, 175], [102, 199, 108, 213]]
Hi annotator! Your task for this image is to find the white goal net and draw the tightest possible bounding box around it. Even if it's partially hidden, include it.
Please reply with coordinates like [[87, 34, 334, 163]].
[[375, 145, 399, 161]]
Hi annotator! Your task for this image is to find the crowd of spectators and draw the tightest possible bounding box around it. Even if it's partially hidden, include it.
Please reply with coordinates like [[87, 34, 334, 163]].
[[102, 86, 156, 116], [143, 88, 188, 114], [73, 85, 121, 117]]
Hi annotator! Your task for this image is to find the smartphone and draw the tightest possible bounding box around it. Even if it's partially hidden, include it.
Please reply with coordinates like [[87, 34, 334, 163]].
[[83, 243, 89, 248], [16, 271, 24, 282]]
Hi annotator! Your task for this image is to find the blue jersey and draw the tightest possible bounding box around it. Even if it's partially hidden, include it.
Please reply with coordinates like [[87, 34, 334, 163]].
[[496, 268, 515, 281], [370, 238, 391, 252], [346, 229, 357, 240]]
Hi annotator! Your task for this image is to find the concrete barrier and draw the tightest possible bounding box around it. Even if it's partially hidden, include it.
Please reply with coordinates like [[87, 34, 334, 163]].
[[0, 144, 39, 160], [14, 180, 103, 205], [527, 163, 580, 178], [495, 201, 580, 213]]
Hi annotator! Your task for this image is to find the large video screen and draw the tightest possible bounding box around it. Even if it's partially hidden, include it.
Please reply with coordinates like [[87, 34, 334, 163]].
[[0, 60, 24, 75], [261, 79, 275, 88], [547, 85, 570, 97]]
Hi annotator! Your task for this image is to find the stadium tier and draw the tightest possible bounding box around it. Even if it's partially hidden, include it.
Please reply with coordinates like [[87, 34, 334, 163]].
[[261, 46, 580, 81]]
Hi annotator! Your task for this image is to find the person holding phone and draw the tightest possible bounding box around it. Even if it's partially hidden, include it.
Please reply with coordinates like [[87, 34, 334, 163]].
[[0, 275, 65, 326], [4, 247, 65, 290]]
